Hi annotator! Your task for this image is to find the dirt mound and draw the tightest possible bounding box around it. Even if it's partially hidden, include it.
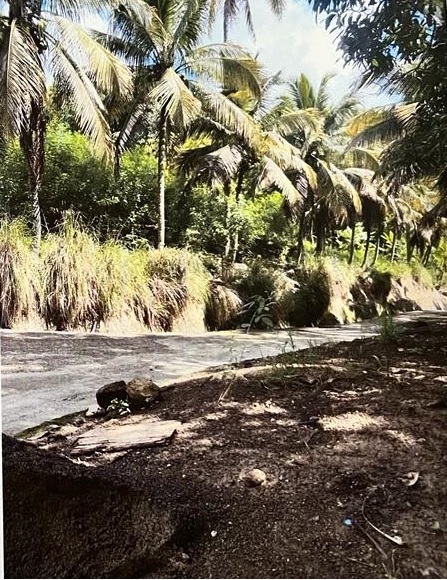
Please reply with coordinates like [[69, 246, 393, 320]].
[[4, 315, 447, 578]]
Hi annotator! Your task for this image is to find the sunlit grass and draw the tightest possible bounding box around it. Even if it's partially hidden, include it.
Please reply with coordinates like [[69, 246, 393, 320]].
[[0, 219, 39, 328]]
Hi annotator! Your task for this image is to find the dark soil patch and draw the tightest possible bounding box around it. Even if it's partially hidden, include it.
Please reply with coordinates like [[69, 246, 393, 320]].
[[4, 314, 447, 579]]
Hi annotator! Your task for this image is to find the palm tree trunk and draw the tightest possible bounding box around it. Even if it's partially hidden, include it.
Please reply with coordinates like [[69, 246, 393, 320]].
[[20, 101, 46, 248], [362, 225, 371, 268], [390, 226, 398, 262], [406, 226, 414, 262], [157, 107, 168, 248], [224, 181, 232, 259], [423, 244, 432, 266], [348, 222, 356, 265], [296, 208, 307, 263], [372, 225, 382, 266], [231, 167, 245, 263]]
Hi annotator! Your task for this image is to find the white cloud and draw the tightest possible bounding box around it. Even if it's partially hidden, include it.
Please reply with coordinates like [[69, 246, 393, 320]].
[[206, 0, 396, 108]]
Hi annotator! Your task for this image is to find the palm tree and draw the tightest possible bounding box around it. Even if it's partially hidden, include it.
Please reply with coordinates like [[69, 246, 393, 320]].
[[102, 0, 264, 248], [176, 74, 318, 261], [275, 72, 363, 259], [0, 0, 132, 245], [207, 0, 286, 42], [346, 102, 445, 262]]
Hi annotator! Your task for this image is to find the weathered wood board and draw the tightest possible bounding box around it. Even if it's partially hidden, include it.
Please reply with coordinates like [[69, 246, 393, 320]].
[[72, 420, 181, 455]]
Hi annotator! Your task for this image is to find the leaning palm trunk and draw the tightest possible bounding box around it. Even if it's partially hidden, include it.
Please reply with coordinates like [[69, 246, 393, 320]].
[[20, 101, 46, 248], [157, 108, 168, 249]]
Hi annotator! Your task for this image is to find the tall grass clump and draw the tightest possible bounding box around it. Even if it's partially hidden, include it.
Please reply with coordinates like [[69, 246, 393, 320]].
[[126, 249, 161, 330], [40, 216, 101, 330], [0, 219, 39, 328], [205, 280, 243, 330], [146, 248, 211, 331]]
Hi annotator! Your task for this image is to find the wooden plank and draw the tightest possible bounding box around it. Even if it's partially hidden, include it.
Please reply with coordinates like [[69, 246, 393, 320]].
[[72, 420, 181, 455]]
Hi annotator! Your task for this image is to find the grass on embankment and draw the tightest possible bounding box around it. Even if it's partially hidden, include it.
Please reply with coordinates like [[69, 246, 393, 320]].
[[0, 218, 211, 332]]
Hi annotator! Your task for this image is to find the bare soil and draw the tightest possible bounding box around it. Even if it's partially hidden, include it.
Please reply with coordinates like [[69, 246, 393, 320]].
[[3, 315, 447, 579]]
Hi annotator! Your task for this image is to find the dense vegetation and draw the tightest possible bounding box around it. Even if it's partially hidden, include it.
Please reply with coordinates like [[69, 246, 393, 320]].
[[1, 0, 446, 331]]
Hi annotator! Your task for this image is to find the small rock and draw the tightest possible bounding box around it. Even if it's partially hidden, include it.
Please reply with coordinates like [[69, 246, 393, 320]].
[[96, 381, 127, 410], [243, 468, 267, 487], [86, 405, 106, 418], [126, 377, 160, 409]]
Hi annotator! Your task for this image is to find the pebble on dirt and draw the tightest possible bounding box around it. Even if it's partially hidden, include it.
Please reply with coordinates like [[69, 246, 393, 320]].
[[243, 468, 267, 487]]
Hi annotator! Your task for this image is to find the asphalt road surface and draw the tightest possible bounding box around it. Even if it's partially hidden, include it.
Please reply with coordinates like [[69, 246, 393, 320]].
[[1, 311, 442, 434]]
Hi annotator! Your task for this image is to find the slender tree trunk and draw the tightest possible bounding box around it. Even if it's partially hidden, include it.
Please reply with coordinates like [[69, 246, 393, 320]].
[[406, 226, 414, 262], [390, 226, 398, 262], [157, 107, 168, 248], [423, 244, 433, 266], [348, 221, 356, 265], [223, 181, 232, 259], [296, 208, 307, 263], [362, 225, 371, 268], [372, 225, 382, 266], [231, 167, 245, 263], [315, 226, 325, 255], [20, 100, 46, 248]]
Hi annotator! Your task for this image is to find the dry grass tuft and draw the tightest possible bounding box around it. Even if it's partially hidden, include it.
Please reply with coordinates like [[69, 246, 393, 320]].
[[205, 280, 242, 330], [0, 220, 39, 328]]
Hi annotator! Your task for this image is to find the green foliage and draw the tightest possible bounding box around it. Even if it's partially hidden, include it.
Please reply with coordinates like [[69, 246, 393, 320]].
[[40, 215, 101, 331], [377, 313, 402, 343], [240, 293, 276, 332], [373, 258, 434, 289], [106, 398, 131, 417]]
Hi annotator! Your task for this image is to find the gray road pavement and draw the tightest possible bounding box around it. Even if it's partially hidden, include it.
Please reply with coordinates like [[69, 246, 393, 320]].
[[1, 311, 444, 434]]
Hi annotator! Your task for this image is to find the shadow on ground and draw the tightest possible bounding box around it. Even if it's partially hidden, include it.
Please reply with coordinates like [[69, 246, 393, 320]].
[[3, 315, 447, 578]]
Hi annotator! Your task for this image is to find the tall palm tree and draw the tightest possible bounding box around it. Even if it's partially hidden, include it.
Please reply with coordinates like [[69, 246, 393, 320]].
[[0, 0, 132, 245], [103, 0, 264, 248], [275, 72, 363, 258], [176, 74, 318, 261], [207, 0, 286, 42]]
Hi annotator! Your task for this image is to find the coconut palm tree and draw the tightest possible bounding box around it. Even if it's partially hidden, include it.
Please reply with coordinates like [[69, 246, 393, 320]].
[[274, 72, 364, 259], [207, 0, 286, 42], [101, 0, 265, 248], [176, 74, 318, 261], [0, 0, 133, 245]]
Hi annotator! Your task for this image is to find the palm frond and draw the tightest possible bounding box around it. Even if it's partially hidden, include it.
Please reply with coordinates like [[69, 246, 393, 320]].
[[258, 156, 305, 211], [110, 0, 167, 53], [345, 146, 380, 172], [262, 131, 318, 190], [49, 41, 112, 160], [178, 143, 242, 186], [198, 87, 260, 148], [316, 72, 335, 110], [187, 44, 262, 101], [0, 20, 46, 138], [150, 67, 201, 128], [50, 16, 133, 102], [318, 159, 362, 213], [115, 101, 154, 158]]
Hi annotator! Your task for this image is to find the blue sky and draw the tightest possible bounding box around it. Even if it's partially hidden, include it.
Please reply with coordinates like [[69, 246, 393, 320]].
[[207, 0, 396, 108]]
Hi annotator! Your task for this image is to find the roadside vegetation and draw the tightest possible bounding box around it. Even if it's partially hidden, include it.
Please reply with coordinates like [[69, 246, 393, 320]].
[[1, 0, 447, 333]]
